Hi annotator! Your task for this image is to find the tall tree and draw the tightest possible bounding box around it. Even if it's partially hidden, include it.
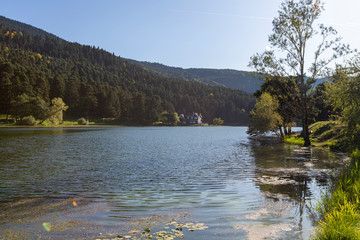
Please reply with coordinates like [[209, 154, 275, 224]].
[[249, 0, 354, 146]]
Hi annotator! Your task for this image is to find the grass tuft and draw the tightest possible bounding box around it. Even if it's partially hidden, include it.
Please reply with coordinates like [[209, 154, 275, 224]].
[[284, 136, 305, 145]]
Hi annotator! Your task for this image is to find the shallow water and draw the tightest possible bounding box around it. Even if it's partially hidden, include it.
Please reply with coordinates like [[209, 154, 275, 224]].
[[0, 127, 346, 239]]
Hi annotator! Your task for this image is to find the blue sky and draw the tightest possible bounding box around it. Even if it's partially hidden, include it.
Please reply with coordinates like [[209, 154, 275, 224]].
[[1, 0, 360, 71]]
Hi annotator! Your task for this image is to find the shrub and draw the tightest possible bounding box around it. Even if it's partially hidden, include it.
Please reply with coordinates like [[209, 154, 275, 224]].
[[213, 117, 224, 126], [77, 118, 88, 125], [18, 116, 37, 125]]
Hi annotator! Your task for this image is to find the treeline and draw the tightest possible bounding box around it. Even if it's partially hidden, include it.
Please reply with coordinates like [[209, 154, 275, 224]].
[[0, 20, 255, 125], [128, 59, 262, 93]]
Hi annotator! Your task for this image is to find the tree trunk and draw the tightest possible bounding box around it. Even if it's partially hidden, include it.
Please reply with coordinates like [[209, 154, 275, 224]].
[[301, 88, 311, 147], [284, 126, 288, 136], [278, 126, 284, 139], [302, 111, 311, 147]]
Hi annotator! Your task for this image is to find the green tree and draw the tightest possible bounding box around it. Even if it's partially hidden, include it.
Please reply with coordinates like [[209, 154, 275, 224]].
[[326, 63, 360, 147], [213, 117, 224, 126], [50, 74, 66, 99], [145, 95, 162, 123], [313, 82, 333, 121], [247, 92, 284, 137], [254, 76, 299, 135], [47, 97, 68, 124], [158, 111, 180, 125], [10, 93, 48, 120], [129, 92, 146, 124], [0, 63, 13, 117], [249, 0, 354, 146]]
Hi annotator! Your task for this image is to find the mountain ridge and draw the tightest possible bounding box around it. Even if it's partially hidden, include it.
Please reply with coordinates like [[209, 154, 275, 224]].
[[127, 59, 262, 93], [0, 15, 261, 94]]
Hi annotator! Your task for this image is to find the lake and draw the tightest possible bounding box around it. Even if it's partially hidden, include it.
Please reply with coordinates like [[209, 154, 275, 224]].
[[0, 127, 346, 239]]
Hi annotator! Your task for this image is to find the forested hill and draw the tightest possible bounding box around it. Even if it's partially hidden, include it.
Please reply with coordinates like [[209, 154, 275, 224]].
[[0, 16, 58, 39], [127, 60, 262, 93], [0, 16, 255, 125]]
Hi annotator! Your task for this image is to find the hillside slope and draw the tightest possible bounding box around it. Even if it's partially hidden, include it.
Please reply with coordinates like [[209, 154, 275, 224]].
[[0, 16, 255, 125], [0, 16, 58, 39], [128, 60, 262, 93]]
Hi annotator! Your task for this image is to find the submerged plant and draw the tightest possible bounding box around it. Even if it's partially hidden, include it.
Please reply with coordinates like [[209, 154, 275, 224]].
[[97, 221, 208, 240]]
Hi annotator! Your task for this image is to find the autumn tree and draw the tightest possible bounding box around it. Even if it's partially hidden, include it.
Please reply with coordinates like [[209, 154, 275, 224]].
[[249, 0, 354, 146]]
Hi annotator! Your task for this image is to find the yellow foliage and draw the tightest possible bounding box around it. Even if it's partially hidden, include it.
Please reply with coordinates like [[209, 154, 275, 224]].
[[10, 32, 15, 38], [36, 53, 42, 59], [4, 30, 9, 36]]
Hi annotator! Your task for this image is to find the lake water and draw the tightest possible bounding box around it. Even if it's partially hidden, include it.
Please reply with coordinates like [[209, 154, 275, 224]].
[[0, 127, 346, 239]]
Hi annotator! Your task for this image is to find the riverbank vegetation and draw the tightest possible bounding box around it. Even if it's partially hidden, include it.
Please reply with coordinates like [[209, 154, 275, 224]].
[[311, 59, 360, 239]]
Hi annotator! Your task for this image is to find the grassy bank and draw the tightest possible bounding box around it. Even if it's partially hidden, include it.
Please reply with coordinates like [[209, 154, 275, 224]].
[[300, 121, 360, 239], [282, 121, 360, 238], [283, 121, 342, 148], [312, 149, 360, 239]]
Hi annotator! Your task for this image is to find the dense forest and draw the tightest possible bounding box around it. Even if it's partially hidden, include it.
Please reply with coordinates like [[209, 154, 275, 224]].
[[0, 16, 256, 125], [127, 59, 262, 93]]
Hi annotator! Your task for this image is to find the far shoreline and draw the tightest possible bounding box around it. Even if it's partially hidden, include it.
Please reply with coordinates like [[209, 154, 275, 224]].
[[0, 124, 248, 128]]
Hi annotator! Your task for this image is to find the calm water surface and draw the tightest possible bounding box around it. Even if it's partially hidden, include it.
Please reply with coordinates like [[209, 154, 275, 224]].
[[0, 127, 345, 239]]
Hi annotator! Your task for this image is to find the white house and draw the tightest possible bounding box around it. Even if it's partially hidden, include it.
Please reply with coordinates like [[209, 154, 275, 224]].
[[179, 113, 203, 125]]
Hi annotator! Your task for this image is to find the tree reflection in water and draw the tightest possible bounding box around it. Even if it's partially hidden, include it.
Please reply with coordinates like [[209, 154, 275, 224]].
[[249, 136, 345, 237]]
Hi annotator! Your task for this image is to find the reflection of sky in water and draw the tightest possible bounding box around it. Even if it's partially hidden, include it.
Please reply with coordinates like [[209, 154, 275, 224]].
[[0, 127, 346, 239]]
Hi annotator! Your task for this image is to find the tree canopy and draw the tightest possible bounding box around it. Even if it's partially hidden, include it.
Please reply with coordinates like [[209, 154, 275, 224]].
[[247, 92, 283, 137]]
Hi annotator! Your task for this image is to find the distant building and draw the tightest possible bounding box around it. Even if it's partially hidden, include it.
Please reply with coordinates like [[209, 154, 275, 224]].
[[179, 113, 203, 125]]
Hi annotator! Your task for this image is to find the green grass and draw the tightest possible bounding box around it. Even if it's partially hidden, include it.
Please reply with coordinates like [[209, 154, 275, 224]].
[[309, 121, 343, 142], [284, 136, 306, 145], [312, 149, 360, 239], [310, 121, 336, 137]]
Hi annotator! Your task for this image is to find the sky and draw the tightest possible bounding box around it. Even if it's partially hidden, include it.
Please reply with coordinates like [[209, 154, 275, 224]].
[[1, 0, 360, 71]]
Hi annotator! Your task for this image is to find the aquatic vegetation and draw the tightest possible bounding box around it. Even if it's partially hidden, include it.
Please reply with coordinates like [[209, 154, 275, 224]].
[[96, 221, 208, 240]]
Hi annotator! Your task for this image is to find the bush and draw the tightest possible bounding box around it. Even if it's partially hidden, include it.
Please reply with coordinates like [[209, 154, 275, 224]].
[[77, 118, 88, 125], [213, 117, 224, 126], [17, 116, 37, 125]]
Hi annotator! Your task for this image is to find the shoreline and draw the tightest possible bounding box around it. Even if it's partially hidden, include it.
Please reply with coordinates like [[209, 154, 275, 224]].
[[0, 124, 248, 128]]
